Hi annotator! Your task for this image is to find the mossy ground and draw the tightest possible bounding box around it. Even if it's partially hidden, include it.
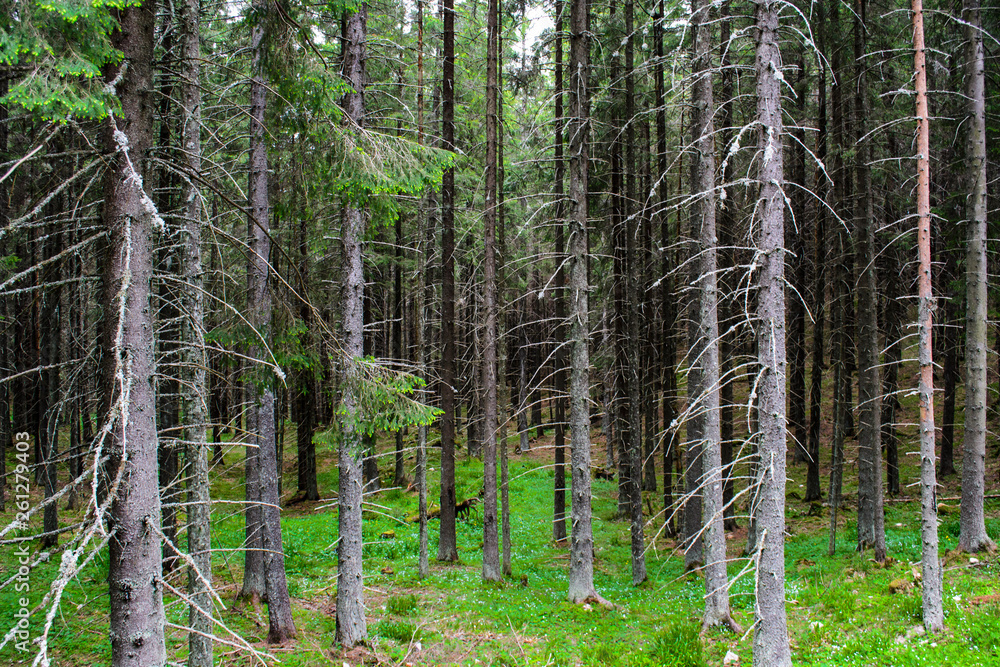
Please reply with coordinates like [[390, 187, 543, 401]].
[[1, 359, 999, 665]]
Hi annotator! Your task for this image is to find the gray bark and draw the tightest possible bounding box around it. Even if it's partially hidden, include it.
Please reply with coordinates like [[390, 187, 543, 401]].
[[245, 0, 295, 640], [102, 3, 167, 664], [958, 0, 995, 554], [691, 0, 735, 630], [751, 0, 791, 662], [567, 0, 599, 604], [481, 0, 501, 582], [180, 0, 213, 659], [337, 2, 370, 648], [854, 0, 885, 561], [437, 0, 459, 563]]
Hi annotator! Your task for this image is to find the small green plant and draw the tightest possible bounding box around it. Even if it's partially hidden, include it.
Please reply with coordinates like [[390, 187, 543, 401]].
[[386, 593, 419, 616], [375, 619, 421, 644], [647, 622, 707, 667]]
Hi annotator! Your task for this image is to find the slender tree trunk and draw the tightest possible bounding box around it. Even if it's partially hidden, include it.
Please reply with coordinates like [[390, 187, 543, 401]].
[[180, 0, 213, 659], [656, 0, 676, 537], [828, 229, 848, 555], [481, 0, 501, 581], [393, 213, 407, 487], [102, 3, 167, 663], [552, 0, 568, 543], [751, 0, 791, 661], [245, 0, 295, 640], [939, 299, 957, 476], [958, 0, 995, 553], [912, 0, 943, 632], [623, 0, 646, 587], [567, 0, 600, 603], [416, 0, 429, 577], [336, 2, 371, 647], [788, 52, 808, 465], [882, 256, 902, 497], [854, 0, 885, 561], [806, 1, 827, 501], [438, 0, 458, 561], [690, 0, 734, 628]]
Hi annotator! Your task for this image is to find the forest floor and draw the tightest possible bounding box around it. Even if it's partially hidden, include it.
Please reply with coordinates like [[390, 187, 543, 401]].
[[2, 367, 1000, 666], [3, 416, 1000, 667]]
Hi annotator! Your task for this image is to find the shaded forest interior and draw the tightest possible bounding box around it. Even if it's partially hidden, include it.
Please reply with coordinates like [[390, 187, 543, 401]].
[[1, 0, 1000, 663]]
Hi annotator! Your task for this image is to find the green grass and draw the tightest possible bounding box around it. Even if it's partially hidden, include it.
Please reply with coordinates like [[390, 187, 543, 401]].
[[2, 415, 999, 666]]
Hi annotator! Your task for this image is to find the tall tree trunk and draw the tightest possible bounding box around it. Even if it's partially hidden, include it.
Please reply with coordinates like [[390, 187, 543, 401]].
[[691, 0, 736, 629], [882, 252, 903, 498], [751, 0, 791, 661], [295, 169, 319, 500], [656, 0, 676, 537], [718, 0, 737, 528], [393, 213, 407, 487], [481, 0, 501, 582], [437, 0, 459, 561], [416, 0, 429, 582], [624, 0, 646, 587], [805, 0, 827, 502], [912, 0, 943, 632], [854, 0, 885, 561], [939, 299, 957, 476], [552, 0, 568, 543], [181, 0, 213, 658], [827, 228, 849, 555], [102, 2, 167, 663], [567, 0, 600, 603], [788, 52, 808, 465], [245, 0, 295, 640], [336, 2, 371, 647], [958, 0, 994, 553]]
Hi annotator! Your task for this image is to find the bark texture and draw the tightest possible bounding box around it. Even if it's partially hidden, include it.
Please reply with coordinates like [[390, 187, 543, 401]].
[[337, 2, 370, 647], [958, 0, 995, 554], [437, 0, 458, 562], [691, 0, 734, 629], [912, 0, 944, 632], [481, 0, 501, 582], [180, 0, 213, 659], [102, 3, 167, 664], [567, 0, 599, 604], [751, 1, 791, 662], [854, 0, 885, 560]]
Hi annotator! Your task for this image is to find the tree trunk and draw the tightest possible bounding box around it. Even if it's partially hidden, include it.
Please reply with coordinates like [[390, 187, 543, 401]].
[[912, 0, 943, 632], [416, 0, 429, 577], [656, 0, 676, 537], [180, 0, 213, 658], [751, 0, 791, 661], [958, 0, 994, 553], [567, 0, 599, 603], [437, 0, 458, 561], [552, 0, 568, 543], [882, 254, 902, 498], [336, 2, 371, 648], [854, 0, 885, 561], [805, 0, 827, 502], [481, 0, 501, 582], [690, 0, 735, 628], [939, 299, 957, 477], [245, 0, 295, 640], [102, 2, 167, 663]]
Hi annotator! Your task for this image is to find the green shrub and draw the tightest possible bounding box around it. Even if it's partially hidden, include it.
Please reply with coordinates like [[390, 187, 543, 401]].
[[386, 593, 419, 616], [647, 622, 707, 667], [376, 619, 421, 644]]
